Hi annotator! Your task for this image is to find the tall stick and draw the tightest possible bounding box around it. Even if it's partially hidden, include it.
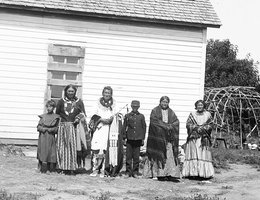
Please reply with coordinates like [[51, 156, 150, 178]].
[[239, 96, 243, 149]]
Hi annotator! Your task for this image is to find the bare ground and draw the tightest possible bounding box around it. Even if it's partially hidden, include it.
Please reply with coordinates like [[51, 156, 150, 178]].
[[0, 146, 260, 200]]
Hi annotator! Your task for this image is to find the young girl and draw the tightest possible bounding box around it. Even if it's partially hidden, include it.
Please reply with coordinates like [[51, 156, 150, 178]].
[[37, 100, 60, 173]]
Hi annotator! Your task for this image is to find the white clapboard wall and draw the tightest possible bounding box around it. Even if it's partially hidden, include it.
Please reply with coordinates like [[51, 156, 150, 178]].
[[0, 11, 207, 144]]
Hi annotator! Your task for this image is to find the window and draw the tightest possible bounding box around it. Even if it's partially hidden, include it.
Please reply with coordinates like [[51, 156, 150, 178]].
[[45, 44, 85, 104]]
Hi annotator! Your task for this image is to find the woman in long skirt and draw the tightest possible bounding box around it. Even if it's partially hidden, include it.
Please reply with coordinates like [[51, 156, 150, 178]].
[[145, 96, 180, 181], [56, 84, 86, 175], [182, 100, 214, 179]]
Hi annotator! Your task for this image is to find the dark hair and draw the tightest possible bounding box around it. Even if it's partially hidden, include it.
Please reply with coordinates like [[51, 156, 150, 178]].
[[160, 96, 170, 103], [102, 86, 113, 96], [64, 84, 77, 99], [195, 100, 206, 109], [46, 99, 56, 108]]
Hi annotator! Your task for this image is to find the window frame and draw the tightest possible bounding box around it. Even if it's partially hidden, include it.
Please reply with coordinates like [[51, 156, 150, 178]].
[[45, 44, 85, 104]]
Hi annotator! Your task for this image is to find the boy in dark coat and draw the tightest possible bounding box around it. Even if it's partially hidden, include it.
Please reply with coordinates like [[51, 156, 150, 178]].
[[122, 100, 146, 178]]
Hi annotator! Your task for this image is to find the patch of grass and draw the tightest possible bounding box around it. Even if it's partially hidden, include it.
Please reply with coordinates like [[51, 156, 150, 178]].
[[62, 189, 88, 196], [12, 192, 39, 200], [1, 145, 25, 157], [0, 189, 14, 200], [212, 148, 260, 169], [0, 189, 39, 200], [46, 186, 57, 191], [243, 153, 260, 165], [126, 190, 139, 194], [90, 191, 112, 200], [211, 148, 232, 169], [0, 142, 5, 151], [189, 188, 201, 194], [221, 185, 233, 190], [155, 194, 225, 200]]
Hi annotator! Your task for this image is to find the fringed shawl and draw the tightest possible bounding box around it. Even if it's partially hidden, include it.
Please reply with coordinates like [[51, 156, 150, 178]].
[[186, 111, 213, 147], [146, 106, 179, 167]]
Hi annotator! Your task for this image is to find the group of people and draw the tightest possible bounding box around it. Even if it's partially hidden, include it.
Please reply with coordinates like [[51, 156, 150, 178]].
[[37, 84, 215, 181]]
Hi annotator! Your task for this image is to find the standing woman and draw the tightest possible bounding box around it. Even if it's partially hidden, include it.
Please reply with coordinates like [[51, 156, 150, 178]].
[[56, 84, 86, 175], [90, 86, 123, 177], [146, 96, 180, 181], [182, 100, 214, 179]]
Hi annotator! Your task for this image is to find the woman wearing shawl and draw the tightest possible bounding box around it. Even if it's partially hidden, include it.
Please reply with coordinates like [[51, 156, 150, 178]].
[[56, 84, 87, 175], [90, 86, 123, 177], [146, 96, 180, 181], [182, 100, 214, 179]]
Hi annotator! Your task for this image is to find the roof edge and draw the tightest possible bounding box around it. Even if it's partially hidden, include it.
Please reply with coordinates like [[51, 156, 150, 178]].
[[0, 4, 221, 28]]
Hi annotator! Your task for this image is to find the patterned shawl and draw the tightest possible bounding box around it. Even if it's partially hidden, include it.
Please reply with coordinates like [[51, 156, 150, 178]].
[[63, 96, 80, 115], [186, 111, 213, 147], [146, 105, 179, 167]]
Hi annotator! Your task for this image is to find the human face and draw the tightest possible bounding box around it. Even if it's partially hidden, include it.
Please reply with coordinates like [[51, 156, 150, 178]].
[[131, 106, 139, 113], [66, 87, 76, 100], [46, 105, 54, 114], [103, 89, 112, 101], [160, 99, 169, 109], [196, 102, 204, 112]]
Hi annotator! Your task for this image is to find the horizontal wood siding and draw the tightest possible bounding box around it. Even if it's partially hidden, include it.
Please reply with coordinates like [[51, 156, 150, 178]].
[[82, 26, 205, 143], [0, 11, 206, 143], [0, 27, 47, 139]]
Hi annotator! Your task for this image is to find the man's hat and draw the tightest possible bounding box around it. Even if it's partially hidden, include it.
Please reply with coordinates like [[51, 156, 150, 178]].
[[131, 100, 140, 107]]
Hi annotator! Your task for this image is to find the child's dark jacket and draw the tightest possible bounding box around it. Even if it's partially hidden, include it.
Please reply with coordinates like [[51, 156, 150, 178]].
[[37, 113, 60, 163], [122, 111, 146, 141]]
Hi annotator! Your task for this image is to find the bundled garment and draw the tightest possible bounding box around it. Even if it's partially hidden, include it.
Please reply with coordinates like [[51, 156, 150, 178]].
[[37, 113, 60, 172], [88, 114, 101, 139], [75, 113, 91, 168], [182, 110, 214, 178], [145, 105, 180, 179]]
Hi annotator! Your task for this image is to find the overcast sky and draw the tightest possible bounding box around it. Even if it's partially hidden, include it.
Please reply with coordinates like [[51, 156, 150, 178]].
[[207, 0, 260, 63]]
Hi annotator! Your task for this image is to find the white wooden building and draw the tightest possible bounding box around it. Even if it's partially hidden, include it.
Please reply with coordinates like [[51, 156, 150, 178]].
[[0, 0, 221, 144]]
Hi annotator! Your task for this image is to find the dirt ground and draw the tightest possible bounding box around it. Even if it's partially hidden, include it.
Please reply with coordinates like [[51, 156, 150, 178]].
[[0, 146, 260, 200]]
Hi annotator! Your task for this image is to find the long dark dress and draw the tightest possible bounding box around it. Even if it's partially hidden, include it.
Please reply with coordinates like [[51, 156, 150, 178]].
[[37, 113, 60, 163], [56, 97, 86, 170], [145, 105, 180, 178]]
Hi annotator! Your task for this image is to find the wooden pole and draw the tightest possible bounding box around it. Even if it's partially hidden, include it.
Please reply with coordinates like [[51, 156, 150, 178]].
[[239, 97, 243, 149]]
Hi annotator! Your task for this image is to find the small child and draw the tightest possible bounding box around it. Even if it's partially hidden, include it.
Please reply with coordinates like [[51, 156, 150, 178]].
[[122, 100, 146, 178], [37, 100, 60, 173], [178, 145, 185, 178]]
